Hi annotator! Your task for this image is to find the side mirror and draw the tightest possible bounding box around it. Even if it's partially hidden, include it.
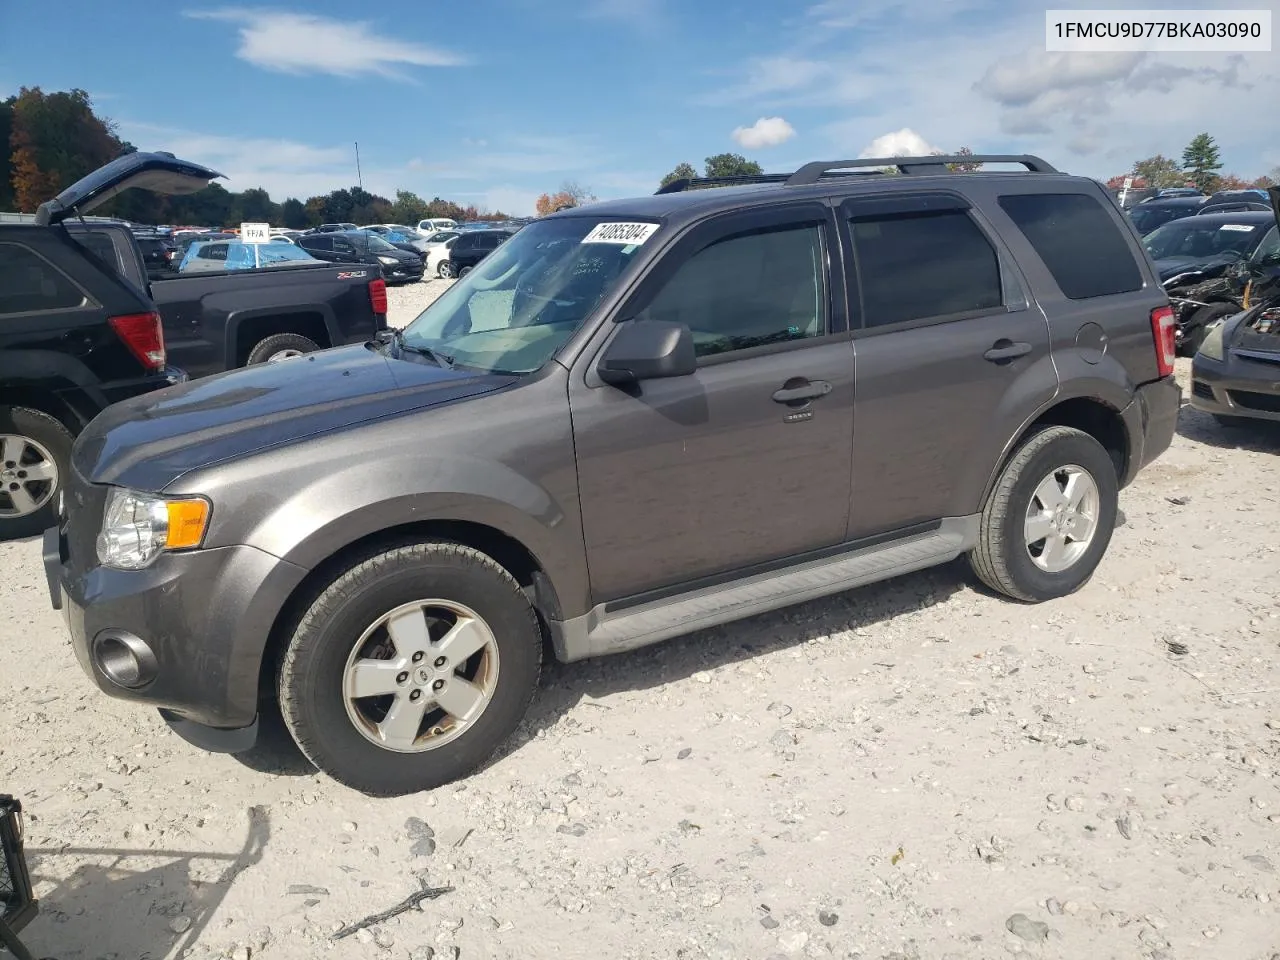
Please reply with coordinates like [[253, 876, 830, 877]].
[[598, 319, 697, 385]]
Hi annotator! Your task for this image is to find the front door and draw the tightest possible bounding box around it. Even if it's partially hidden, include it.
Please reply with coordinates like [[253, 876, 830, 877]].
[[838, 192, 1056, 538], [569, 202, 856, 604]]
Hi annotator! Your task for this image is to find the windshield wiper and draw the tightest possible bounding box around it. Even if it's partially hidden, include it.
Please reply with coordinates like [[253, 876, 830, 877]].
[[386, 328, 456, 368]]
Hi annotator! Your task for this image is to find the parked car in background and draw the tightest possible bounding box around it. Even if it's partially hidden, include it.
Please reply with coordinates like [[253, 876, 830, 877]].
[[417, 217, 457, 235], [1145, 211, 1276, 354], [424, 234, 459, 278], [1151, 187, 1204, 199], [311, 223, 359, 234], [174, 231, 235, 262], [296, 230, 425, 284], [437, 227, 513, 278], [133, 233, 180, 280], [178, 239, 326, 273], [0, 151, 202, 537], [1126, 196, 1205, 236], [361, 225, 430, 255], [1197, 199, 1272, 216]]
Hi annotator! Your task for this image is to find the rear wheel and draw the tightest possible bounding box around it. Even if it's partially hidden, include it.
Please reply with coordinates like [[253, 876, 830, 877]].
[[246, 333, 320, 365], [459, 265, 473, 278], [970, 426, 1118, 602], [0, 406, 73, 541], [438, 261, 456, 279], [278, 542, 542, 796]]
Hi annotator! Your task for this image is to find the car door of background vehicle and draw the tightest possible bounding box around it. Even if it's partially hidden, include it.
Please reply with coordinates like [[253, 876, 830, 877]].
[[568, 202, 856, 604], [838, 191, 1056, 539]]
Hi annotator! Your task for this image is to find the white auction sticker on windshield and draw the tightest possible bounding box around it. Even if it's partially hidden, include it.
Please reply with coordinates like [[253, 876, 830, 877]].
[[582, 222, 659, 245], [1219, 224, 1255, 232]]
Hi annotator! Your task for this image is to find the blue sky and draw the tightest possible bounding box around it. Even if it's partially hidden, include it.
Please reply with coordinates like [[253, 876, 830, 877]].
[[2, 0, 1276, 215]]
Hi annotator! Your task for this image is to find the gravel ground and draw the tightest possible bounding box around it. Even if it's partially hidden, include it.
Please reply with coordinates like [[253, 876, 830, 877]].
[[385, 278, 455, 328], [2, 357, 1279, 960]]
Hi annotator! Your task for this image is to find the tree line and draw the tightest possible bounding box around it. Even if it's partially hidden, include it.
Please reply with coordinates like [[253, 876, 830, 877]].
[[0, 87, 513, 227], [1105, 132, 1277, 194]]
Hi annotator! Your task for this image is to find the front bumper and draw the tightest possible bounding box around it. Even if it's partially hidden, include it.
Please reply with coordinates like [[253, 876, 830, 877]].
[[384, 262, 425, 283], [43, 476, 307, 748], [1190, 350, 1280, 422]]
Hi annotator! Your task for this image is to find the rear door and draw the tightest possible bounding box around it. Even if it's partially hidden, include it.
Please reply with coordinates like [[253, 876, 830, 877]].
[[839, 191, 1056, 538]]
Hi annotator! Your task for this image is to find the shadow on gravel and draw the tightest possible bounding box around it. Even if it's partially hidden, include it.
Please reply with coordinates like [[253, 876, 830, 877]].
[[1177, 404, 1280, 453], [527, 559, 970, 727], [20, 806, 269, 960], [227, 701, 314, 778]]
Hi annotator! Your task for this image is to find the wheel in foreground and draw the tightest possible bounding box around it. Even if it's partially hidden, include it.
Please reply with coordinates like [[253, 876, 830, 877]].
[[0, 406, 73, 540]]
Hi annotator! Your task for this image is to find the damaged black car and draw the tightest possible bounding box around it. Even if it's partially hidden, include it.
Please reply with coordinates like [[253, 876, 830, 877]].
[[1146, 210, 1276, 355], [1189, 187, 1280, 426]]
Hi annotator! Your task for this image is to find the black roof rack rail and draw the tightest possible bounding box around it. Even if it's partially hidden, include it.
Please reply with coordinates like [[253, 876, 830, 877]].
[[656, 173, 795, 195], [786, 154, 1058, 185]]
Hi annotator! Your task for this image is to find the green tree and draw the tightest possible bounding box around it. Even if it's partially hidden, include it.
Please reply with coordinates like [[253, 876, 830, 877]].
[[390, 190, 430, 225], [660, 161, 698, 189], [1132, 154, 1184, 189], [945, 146, 982, 173], [280, 198, 309, 229], [229, 187, 277, 225], [703, 153, 763, 178], [1181, 133, 1222, 193], [8, 87, 124, 211], [0, 97, 14, 211]]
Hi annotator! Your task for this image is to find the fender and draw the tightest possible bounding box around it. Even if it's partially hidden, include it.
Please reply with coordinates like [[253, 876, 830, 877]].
[[0, 349, 108, 419], [223, 302, 341, 359], [979, 349, 1138, 506]]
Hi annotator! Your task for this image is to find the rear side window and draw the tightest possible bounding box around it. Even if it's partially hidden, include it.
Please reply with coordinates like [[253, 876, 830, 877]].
[[850, 210, 1003, 327], [999, 193, 1144, 299], [0, 242, 87, 315]]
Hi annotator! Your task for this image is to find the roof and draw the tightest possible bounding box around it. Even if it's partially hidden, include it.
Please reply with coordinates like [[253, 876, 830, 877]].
[[1136, 196, 1208, 208], [1172, 210, 1274, 225]]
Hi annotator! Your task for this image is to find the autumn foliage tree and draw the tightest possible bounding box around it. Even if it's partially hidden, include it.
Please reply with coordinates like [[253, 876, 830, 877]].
[[8, 87, 125, 212]]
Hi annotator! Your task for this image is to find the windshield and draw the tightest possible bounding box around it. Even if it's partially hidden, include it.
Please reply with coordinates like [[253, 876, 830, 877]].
[[1143, 220, 1261, 260], [356, 232, 398, 253], [401, 216, 656, 374], [1250, 226, 1280, 265], [1128, 206, 1185, 235], [428, 231, 459, 244]]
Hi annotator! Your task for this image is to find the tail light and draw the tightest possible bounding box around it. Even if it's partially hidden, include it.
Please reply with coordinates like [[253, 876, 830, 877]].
[[109, 312, 167, 372], [369, 277, 388, 315], [1150, 304, 1176, 378]]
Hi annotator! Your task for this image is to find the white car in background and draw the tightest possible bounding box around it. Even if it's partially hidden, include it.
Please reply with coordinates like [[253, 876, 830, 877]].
[[423, 233, 461, 278], [417, 217, 458, 237]]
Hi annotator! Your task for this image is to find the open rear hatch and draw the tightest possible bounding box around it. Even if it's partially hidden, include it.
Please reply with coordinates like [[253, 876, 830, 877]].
[[34, 151, 224, 226]]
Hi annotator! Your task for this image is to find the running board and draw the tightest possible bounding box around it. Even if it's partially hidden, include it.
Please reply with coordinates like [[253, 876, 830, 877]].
[[550, 516, 978, 662]]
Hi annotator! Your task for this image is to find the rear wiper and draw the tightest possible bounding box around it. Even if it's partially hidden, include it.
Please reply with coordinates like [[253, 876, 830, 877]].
[[386, 328, 456, 368]]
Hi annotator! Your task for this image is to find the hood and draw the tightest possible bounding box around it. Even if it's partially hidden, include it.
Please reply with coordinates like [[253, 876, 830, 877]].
[[72, 343, 516, 490], [35, 151, 224, 226], [1155, 255, 1234, 283]]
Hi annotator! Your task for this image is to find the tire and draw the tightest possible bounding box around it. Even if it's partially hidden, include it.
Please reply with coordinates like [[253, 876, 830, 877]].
[[246, 333, 320, 366], [969, 425, 1119, 603], [438, 261, 456, 279], [278, 542, 542, 796], [0, 406, 74, 541], [459, 266, 473, 278], [1179, 303, 1237, 357]]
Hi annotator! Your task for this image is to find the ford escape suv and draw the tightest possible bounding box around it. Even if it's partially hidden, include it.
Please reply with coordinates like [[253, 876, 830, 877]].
[[45, 154, 1181, 797]]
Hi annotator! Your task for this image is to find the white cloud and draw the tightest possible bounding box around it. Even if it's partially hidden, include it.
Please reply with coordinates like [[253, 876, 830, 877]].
[[185, 9, 465, 80], [858, 128, 943, 159], [732, 117, 797, 149]]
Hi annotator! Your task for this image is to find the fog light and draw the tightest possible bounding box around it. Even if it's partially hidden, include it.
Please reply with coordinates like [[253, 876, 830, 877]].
[[92, 630, 158, 689]]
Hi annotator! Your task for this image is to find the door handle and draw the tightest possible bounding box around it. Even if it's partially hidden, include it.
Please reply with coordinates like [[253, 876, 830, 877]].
[[772, 380, 832, 403], [983, 340, 1033, 363]]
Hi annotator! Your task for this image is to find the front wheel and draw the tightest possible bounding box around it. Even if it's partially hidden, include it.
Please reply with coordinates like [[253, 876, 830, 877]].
[[969, 426, 1118, 602], [278, 542, 542, 796]]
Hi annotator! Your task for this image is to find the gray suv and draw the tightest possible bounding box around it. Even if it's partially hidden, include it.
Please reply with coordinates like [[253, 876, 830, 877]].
[[44, 154, 1181, 796]]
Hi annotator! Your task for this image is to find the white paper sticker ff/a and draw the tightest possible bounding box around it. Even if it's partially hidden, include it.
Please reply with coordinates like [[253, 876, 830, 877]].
[[581, 222, 659, 245]]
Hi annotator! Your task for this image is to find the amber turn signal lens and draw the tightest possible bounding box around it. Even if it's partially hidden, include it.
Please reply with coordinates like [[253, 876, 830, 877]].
[[164, 499, 210, 549]]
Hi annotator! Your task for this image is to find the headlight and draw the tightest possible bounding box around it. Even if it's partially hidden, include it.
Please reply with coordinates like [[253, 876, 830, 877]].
[[378, 255, 399, 265], [1198, 316, 1228, 361], [96, 488, 211, 570]]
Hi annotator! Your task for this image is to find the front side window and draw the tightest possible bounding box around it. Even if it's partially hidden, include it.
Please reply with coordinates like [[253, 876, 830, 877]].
[[641, 223, 825, 357], [0, 242, 87, 314], [402, 216, 654, 374], [999, 192, 1144, 299], [851, 210, 1002, 327]]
